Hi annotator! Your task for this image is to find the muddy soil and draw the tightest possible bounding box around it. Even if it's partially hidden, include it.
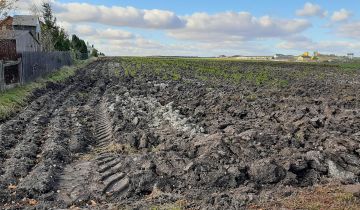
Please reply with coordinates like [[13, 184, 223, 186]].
[[0, 58, 359, 209]]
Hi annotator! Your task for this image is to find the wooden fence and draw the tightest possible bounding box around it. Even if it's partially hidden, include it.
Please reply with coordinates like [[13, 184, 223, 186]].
[[0, 51, 73, 91], [21, 51, 73, 83], [0, 61, 3, 91]]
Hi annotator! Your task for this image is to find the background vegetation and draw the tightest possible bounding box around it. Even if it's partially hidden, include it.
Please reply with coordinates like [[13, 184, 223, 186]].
[[117, 57, 359, 88]]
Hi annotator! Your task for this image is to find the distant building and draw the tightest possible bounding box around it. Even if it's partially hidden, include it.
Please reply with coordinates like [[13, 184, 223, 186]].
[[0, 15, 41, 41], [0, 15, 42, 61], [273, 54, 294, 61], [0, 30, 41, 60], [87, 42, 94, 57], [316, 54, 344, 62], [218, 55, 226, 58], [233, 56, 273, 60], [297, 55, 312, 62], [347, 53, 354, 60], [297, 51, 321, 62]]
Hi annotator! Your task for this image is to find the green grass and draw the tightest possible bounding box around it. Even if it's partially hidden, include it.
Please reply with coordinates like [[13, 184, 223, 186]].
[[117, 57, 300, 87], [0, 58, 96, 121], [338, 60, 360, 72], [124, 57, 360, 88], [114, 68, 121, 77]]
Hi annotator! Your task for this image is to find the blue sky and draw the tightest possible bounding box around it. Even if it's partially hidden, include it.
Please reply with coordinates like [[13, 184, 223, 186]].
[[57, 0, 356, 16], [18, 0, 360, 56]]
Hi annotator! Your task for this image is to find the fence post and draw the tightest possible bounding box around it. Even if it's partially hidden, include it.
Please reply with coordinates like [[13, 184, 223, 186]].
[[0, 60, 4, 91], [18, 57, 23, 85]]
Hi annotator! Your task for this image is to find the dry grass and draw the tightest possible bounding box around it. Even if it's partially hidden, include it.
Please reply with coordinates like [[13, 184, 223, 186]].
[[249, 184, 360, 210], [150, 200, 187, 210]]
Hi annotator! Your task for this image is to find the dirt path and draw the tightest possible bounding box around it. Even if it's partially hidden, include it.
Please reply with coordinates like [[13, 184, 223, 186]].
[[0, 58, 359, 209]]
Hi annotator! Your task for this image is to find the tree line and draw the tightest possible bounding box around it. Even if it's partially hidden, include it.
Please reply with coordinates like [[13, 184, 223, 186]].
[[40, 2, 103, 59]]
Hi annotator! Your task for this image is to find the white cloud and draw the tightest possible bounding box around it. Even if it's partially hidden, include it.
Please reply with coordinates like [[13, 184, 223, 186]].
[[17, 1, 310, 42], [53, 2, 185, 29], [277, 36, 359, 54], [93, 38, 272, 57], [74, 25, 95, 36], [57, 21, 73, 32], [296, 2, 327, 17], [336, 20, 360, 39], [331, 9, 351, 22], [168, 12, 310, 42], [18, 0, 355, 56], [55, 22, 135, 41], [71, 25, 135, 40], [15, 0, 50, 14], [100, 28, 135, 39]]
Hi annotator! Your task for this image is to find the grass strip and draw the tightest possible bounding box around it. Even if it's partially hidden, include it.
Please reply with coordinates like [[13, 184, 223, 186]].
[[0, 58, 96, 121]]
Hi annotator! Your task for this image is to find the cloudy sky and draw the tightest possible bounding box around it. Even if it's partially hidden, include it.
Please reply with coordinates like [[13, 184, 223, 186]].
[[16, 0, 360, 56]]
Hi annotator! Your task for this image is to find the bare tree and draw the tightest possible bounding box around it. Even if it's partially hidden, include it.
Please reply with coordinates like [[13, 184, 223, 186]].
[[27, 1, 55, 52], [29, 2, 42, 17], [41, 29, 55, 52], [0, 0, 19, 18]]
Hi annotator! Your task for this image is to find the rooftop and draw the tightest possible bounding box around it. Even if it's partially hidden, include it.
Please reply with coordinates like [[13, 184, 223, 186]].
[[12, 15, 39, 27]]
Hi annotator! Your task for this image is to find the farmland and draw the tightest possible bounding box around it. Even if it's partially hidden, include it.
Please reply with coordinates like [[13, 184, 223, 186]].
[[0, 57, 360, 209]]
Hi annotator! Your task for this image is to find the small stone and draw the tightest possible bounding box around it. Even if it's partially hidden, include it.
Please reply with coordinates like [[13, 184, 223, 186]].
[[238, 129, 257, 141], [141, 161, 155, 170], [227, 166, 239, 174], [249, 159, 286, 184], [139, 133, 148, 149], [310, 117, 324, 128], [356, 149, 360, 156], [116, 95, 121, 102], [289, 159, 308, 172], [28, 199, 38, 206], [184, 162, 194, 171], [327, 160, 356, 180], [132, 117, 139, 125], [223, 125, 236, 135]]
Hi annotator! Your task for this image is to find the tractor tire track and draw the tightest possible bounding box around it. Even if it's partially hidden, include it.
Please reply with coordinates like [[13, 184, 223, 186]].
[[50, 61, 130, 208], [94, 99, 130, 198]]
